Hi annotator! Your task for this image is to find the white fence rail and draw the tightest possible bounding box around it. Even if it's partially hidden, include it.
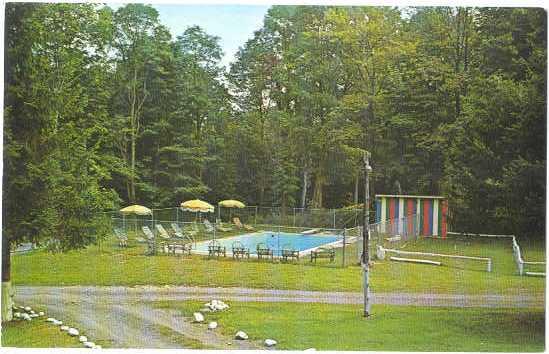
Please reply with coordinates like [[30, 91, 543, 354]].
[[447, 231, 545, 276]]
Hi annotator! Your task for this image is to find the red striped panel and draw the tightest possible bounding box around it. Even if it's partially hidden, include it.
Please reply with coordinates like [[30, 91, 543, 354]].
[[407, 199, 414, 234], [441, 200, 448, 239], [422, 199, 431, 236]]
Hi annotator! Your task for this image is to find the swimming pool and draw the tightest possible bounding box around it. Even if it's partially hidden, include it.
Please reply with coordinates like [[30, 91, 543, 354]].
[[194, 232, 342, 256]]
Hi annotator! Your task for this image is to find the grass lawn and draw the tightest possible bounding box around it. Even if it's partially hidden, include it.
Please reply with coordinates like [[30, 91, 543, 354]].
[[11, 233, 545, 295], [2, 318, 88, 348], [154, 300, 546, 351]]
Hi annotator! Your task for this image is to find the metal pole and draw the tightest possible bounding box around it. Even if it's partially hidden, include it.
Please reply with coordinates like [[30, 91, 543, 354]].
[[362, 151, 372, 317], [333, 209, 336, 229], [342, 228, 346, 268]]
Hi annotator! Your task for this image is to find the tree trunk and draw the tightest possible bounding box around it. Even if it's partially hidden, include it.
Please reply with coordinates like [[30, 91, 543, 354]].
[[300, 169, 309, 208], [312, 174, 324, 208], [354, 174, 359, 205], [2, 235, 13, 321]]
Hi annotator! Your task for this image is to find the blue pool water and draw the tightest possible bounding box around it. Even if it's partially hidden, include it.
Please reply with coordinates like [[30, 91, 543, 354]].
[[195, 232, 341, 256]]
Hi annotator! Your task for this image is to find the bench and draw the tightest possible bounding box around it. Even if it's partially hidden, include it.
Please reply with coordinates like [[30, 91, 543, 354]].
[[208, 240, 226, 258], [256, 243, 274, 260], [281, 244, 299, 262], [232, 241, 250, 260], [310, 247, 335, 263]]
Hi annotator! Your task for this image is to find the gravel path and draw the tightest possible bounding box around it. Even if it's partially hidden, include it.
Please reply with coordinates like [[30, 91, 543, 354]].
[[14, 285, 544, 348]]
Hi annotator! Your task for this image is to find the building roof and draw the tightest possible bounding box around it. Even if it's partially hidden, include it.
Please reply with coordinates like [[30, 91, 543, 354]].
[[375, 194, 446, 200]]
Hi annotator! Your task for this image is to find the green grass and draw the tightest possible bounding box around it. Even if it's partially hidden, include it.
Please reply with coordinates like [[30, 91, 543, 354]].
[[154, 300, 545, 351], [11, 234, 545, 295], [2, 318, 85, 348]]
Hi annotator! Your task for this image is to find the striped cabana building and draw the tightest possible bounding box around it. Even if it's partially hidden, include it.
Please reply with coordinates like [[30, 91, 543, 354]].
[[375, 194, 448, 238]]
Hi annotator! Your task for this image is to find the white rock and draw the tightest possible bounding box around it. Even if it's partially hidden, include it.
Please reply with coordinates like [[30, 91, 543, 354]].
[[24, 306, 31, 312], [22, 313, 31, 320], [208, 321, 218, 330], [193, 312, 205, 323], [60, 325, 69, 331], [38, 312, 45, 316], [83, 341, 95, 348], [30, 314, 39, 318], [265, 339, 277, 347], [30, 310, 35, 314], [13, 312, 21, 318], [304, 348, 316, 351], [68, 328, 79, 336], [235, 331, 248, 340], [46, 317, 56, 322], [79, 336, 88, 343], [53, 320, 63, 326]]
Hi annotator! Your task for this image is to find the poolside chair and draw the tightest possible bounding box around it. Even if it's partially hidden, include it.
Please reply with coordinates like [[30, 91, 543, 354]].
[[310, 247, 335, 263], [281, 243, 299, 262], [155, 224, 172, 240], [113, 228, 128, 247], [203, 219, 215, 233], [171, 223, 184, 238], [215, 219, 232, 232], [256, 242, 274, 260], [141, 226, 157, 255], [232, 241, 250, 260], [208, 240, 226, 258], [233, 217, 254, 231]]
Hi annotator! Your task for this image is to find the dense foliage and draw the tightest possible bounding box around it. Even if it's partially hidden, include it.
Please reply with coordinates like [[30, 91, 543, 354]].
[[3, 3, 546, 264]]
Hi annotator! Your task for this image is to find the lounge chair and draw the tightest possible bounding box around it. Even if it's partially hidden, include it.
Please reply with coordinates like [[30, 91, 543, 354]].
[[171, 223, 184, 238], [233, 217, 254, 231], [232, 241, 250, 259], [203, 219, 215, 233], [141, 226, 157, 255], [216, 219, 232, 232], [155, 224, 171, 239], [113, 228, 128, 247]]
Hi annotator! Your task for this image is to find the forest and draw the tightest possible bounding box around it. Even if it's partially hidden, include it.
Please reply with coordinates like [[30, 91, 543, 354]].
[[3, 4, 546, 252]]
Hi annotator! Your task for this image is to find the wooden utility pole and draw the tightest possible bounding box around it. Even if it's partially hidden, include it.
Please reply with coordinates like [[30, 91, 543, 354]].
[[362, 151, 372, 317]]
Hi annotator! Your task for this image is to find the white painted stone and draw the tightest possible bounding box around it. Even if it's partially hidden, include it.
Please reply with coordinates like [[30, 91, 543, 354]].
[[79, 336, 88, 343], [46, 317, 56, 322], [68, 328, 79, 336], [30, 310, 35, 314], [235, 331, 248, 340], [30, 314, 39, 318], [24, 306, 31, 312], [60, 325, 69, 331], [38, 312, 45, 316], [208, 321, 218, 330], [22, 313, 31, 321], [193, 312, 205, 323], [13, 312, 21, 318], [53, 320, 63, 326], [83, 341, 95, 348], [265, 339, 277, 347]]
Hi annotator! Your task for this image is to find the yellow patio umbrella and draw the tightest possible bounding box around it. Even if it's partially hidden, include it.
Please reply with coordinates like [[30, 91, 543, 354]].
[[119, 205, 153, 235], [120, 204, 152, 215], [218, 199, 246, 222], [218, 200, 246, 208], [180, 199, 215, 213]]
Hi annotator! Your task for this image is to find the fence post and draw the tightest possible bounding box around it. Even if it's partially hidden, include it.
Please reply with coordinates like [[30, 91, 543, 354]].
[[342, 228, 346, 268], [333, 209, 336, 229], [255, 206, 258, 226]]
